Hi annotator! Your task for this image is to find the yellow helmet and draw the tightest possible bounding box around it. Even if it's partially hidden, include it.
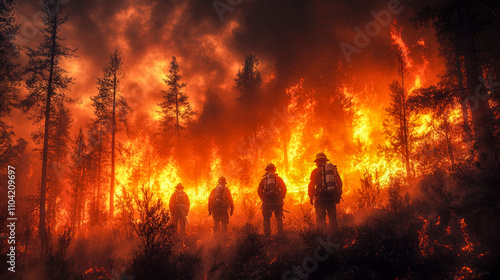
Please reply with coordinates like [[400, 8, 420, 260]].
[[314, 152, 328, 162], [218, 176, 227, 184], [265, 163, 276, 171]]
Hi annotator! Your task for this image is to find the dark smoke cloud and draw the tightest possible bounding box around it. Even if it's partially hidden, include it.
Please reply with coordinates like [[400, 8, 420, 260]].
[[11, 0, 440, 142]]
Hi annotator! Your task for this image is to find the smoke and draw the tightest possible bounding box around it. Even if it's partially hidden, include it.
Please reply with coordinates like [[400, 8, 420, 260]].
[[13, 0, 439, 133], [9, 0, 445, 218]]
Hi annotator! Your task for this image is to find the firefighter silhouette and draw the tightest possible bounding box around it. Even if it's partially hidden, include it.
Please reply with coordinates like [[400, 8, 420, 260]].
[[258, 163, 287, 236], [308, 152, 343, 233], [169, 183, 190, 237], [208, 176, 235, 235]]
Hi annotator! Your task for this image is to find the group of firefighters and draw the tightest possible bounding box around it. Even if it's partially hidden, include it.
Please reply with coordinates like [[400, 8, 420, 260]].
[[169, 152, 343, 237]]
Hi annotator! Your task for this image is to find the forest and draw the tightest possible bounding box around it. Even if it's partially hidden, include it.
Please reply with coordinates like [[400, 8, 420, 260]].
[[1, 0, 499, 279]]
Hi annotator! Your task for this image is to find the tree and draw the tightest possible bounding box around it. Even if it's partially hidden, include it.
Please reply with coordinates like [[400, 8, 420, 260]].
[[30, 100, 72, 234], [409, 85, 459, 170], [86, 122, 109, 225], [456, 0, 496, 158], [0, 0, 25, 168], [22, 0, 74, 248], [47, 101, 72, 231], [412, 0, 498, 159], [0, 0, 21, 116], [234, 54, 263, 139], [158, 56, 196, 141], [68, 128, 86, 230], [93, 50, 130, 219], [382, 50, 413, 181], [129, 186, 175, 279]]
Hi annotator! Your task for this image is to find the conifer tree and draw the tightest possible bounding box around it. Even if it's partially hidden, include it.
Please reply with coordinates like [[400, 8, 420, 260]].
[[22, 0, 74, 247], [158, 56, 196, 141]]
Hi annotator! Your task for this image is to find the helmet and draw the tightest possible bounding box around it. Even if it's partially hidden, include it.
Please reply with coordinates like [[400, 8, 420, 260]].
[[314, 152, 328, 162], [265, 163, 276, 171], [175, 183, 184, 190], [218, 176, 227, 184]]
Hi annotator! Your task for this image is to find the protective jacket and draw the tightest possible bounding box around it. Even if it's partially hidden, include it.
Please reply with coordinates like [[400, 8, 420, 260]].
[[308, 163, 343, 203], [208, 184, 234, 215], [169, 189, 190, 217], [258, 173, 287, 203]]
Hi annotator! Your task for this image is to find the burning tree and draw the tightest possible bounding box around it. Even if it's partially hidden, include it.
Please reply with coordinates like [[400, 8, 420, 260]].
[[92, 50, 130, 219], [234, 54, 263, 140], [68, 128, 86, 231], [381, 50, 415, 182], [158, 56, 196, 142], [30, 101, 73, 235], [412, 0, 498, 159], [21, 0, 75, 249]]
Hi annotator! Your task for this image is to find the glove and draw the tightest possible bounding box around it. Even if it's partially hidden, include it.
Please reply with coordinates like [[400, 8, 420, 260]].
[[230, 209, 234, 216], [310, 198, 314, 205]]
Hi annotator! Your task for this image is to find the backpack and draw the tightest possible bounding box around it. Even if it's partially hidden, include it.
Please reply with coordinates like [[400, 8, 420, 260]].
[[213, 184, 227, 208], [263, 173, 281, 200], [319, 163, 343, 202], [175, 191, 189, 215]]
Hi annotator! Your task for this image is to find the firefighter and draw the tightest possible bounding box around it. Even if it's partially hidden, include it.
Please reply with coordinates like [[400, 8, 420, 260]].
[[308, 152, 343, 233], [208, 176, 235, 235], [169, 183, 190, 237], [258, 163, 287, 236]]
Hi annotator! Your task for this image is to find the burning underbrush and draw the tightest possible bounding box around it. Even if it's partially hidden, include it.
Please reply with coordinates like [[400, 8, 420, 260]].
[[2, 162, 498, 280]]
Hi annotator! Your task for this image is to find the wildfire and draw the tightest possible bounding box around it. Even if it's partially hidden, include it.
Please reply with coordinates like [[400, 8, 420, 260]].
[[460, 219, 474, 253], [391, 23, 413, 68], [105, 25, 444, 221], [418, 217, 432, 257]]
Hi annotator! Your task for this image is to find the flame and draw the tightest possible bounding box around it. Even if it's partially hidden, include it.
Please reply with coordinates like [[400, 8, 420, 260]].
[[418, 217, 433, 257], [391, 23, 413, 68], [54, 18, 457, 238], [343, 230, 358, 249], [460, 218, 474, 253], [105, 26, 442, 220]]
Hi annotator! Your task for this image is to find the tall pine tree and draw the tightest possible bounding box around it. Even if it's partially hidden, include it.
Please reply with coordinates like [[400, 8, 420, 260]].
[[382, 50, 414, 182], [234, 54, 262, 139], [158, 56, 195, 141], [92, 50, 130, 219], [22, 0, 74, 248]]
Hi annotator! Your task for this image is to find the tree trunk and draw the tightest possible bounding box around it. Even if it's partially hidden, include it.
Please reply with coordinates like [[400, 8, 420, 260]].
[[80, 150, 86, 229], [457, 0, 496, 158], [400, 65, 411, 181], [283, 130, 289, 174], [454, 44, 473, 150], [110, 71, 117, 219], [175, 89, 180, 140], [97, 141, 101, 203], [443, 113, 455, 169], [39, 14, 58, 251]]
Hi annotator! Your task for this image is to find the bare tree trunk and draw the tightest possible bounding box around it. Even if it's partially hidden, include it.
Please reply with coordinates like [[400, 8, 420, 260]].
[[97, 144, 101, 202], [400, 61, 411, 182], [39, 13, 58, 252], [443, 113, 455, 169], [110, 71, 117, 219], [283, 131, 289, 174], [454, 52, 473, 150], [175, 89, 180, 140], [80, 150, 86, 229]]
